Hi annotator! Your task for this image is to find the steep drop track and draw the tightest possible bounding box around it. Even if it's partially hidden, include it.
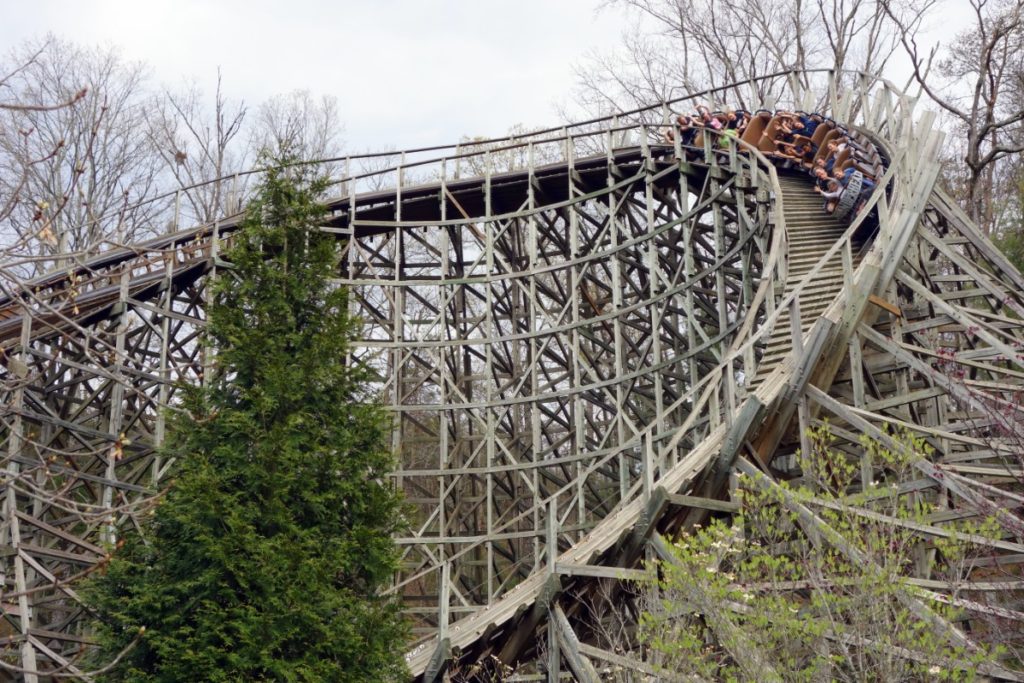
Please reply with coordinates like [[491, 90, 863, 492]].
[[752, 172, 864, 387]]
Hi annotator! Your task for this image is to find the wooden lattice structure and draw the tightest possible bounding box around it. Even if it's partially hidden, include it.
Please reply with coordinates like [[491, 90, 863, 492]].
[[2, 72, 1024, 681]]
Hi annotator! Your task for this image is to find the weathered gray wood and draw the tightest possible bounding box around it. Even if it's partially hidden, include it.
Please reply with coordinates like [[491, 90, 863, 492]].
[[3, 73, 1022, 681], [554, 563, 649, 581], [666, 493, 741, 513], [5, 309, 38, 683], [551, 604, 601, 683], [577, 642, 703, 682], [421, 638, 451, 683]]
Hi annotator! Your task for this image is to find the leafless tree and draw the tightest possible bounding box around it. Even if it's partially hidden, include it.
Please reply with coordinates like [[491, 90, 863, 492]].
[[355, 150, 402, 192], [574, 0, 932, 116], [251, 89, 343, 166], [0, 41, 87, 225], [816, 0, 935, 84], [0, 36, 163, 276], [146, 71, 248, 227], [574, 0, 808, 113], [455, 124, 566, 178], [884, 0, 1024, 234]]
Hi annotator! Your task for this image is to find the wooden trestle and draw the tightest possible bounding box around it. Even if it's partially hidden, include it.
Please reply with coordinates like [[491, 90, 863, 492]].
[[1, 73, 1023, 681]]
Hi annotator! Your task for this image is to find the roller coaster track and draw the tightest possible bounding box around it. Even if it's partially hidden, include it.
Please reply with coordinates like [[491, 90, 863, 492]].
[[2, 72, 1024, 680]]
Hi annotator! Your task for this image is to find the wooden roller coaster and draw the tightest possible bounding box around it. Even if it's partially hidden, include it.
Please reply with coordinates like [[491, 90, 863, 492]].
[[2, 71, 1024, 680]]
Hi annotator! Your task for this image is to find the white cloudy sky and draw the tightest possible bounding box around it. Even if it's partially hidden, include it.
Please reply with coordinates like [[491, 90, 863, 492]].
[[3, 0, 626, 150], [3, 0, 972, 152]]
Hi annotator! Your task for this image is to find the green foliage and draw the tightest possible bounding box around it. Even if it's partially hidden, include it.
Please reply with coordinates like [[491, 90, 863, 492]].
[[641, 426, 1003, 682], [85, 158, 408, 682], [993, 174, 1024, 273], [994, 228, 1024, 274]]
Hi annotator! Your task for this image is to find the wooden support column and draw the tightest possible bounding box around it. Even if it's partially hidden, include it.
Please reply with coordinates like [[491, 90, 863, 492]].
[[527, 147, 543, 571], [847, 329, 871, 489], [551, 604, 601, 683], [152, 253, 176, 485], [752, 317, 833, 466], [102, 270, 130, 546], [438, 160, 450, 584], [699, 396, 765, 501], [711, 164, 735, 419], [202, 219, 221, 386], [484, 150, 496, 603], [5, 308, 38, 682], [567, 135, 584, 540], [438, 561, 450, 648], [682, 168, 700, 416], [391, 159, 405, 498], [546, 497, 559, 682], [421, 637, 452, 683], [640, 138, 665, 444], [496, 573, 564, 666], [788, 294, 814, 475]]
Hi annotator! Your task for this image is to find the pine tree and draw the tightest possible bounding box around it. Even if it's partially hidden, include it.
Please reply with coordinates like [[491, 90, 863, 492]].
[[86, 159, 408, 682]]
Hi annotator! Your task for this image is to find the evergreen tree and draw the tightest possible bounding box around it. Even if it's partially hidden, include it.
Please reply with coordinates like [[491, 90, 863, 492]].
[[86, 159, 408, 682]]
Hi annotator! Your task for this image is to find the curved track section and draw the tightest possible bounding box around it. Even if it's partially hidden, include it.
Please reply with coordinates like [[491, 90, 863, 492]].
[[2, 74, 1024, 681]]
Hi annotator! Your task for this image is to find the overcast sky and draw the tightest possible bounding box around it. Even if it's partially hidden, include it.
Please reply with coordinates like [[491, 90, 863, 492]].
[[3, 0, 627, 151], [3, 0, 971, 153]]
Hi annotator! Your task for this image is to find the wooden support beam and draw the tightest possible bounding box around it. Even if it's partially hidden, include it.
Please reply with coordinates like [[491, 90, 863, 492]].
[[805, 497, 1024, 554], [496, 574, 563, 666], [896, 270, 1023, 368], [666, 493, 741, 513], [551, 604, 601, 683], [752, 318, 833, 464], [806, 382, 1024, 539], [703, 396, 765, 495], [621, 486, 668, 560], [555, 563, 648, 582], [421, 638, 452, 683], [867, 293, 902, 317], [577, 642, 703, 682]]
